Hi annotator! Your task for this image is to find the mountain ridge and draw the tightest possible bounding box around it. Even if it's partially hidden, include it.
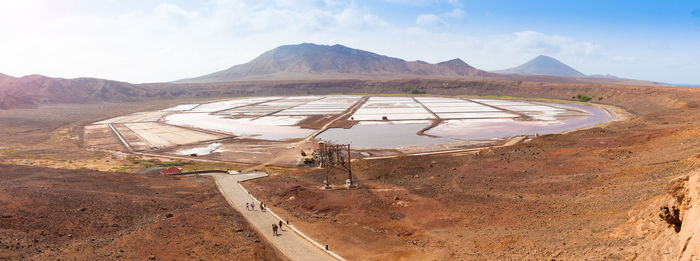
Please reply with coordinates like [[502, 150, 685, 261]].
[[0, 74, 150, 109], [0, 43, 663, 109], [177, 43, 493, 83]]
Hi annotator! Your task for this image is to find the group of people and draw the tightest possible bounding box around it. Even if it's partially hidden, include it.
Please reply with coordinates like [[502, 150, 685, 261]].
[[243, 201, 285, 237], [245, 201, 267, 211], [272, 220, 283, 236]]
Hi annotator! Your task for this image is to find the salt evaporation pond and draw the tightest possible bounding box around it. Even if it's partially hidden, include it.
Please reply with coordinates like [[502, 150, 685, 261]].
[[317, 123, 453, 149], [89, 95, 617, 152], [164, 113, 313, 140], [173, 143, 223, 156], [317, 101, 614, 148]]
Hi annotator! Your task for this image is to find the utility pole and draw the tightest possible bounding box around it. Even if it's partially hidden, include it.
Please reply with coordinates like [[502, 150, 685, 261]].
[[318, 141, 355, 189], [346, 144, 355, 188]]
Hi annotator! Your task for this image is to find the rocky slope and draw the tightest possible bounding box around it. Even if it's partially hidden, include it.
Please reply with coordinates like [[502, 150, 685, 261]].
[[615, 169, 700, 260]]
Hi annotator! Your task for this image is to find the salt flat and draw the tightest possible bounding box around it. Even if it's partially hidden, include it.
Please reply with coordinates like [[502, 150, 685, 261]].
[[86, 95, 613, 154], [123, 122, 225, 148]]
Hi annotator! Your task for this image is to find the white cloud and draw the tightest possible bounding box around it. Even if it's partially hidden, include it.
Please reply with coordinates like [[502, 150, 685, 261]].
[[446, 8, 466, 18], [383, 0, 435, 5], [416, 14, 446, 26], [383, 0, 461, 6], [506, 31, 598, 57], [415, 8, 465, 27]]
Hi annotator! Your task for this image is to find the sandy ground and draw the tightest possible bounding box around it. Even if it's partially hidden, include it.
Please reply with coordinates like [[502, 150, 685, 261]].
[[248, 102, 700, 260], [0, 164, 282, 260]]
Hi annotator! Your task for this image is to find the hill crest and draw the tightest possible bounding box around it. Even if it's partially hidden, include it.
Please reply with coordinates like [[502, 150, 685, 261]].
[[493, 55, 586, 77], [177, 43, 491, 83]]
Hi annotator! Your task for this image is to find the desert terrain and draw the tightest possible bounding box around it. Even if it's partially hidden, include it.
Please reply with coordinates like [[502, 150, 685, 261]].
[[239, 81, 700, 260], [1, 79, 700, 260], [0, 100, 282, 260], [0, 164, 281, 260]]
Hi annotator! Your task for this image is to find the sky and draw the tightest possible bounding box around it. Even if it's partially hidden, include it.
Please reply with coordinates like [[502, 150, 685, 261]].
[[0, 0, 699, 84]]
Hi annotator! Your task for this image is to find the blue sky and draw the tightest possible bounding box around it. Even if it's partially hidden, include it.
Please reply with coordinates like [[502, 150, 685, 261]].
[[0, 0, 698, 84]]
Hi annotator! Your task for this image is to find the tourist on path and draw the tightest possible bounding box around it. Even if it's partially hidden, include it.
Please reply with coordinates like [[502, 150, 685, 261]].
[[278, 220, 283, 231], [251, 202, 255, 210], [246, 202, 249, 211], [272, 224, 278, 236], [261, 201, 265, 212]]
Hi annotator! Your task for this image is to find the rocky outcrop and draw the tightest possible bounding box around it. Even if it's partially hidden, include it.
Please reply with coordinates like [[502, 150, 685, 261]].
[[615, 169, 700, 260]]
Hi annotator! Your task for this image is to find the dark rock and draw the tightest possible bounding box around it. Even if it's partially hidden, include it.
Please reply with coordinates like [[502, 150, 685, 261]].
[[659, 206, 682, 232]]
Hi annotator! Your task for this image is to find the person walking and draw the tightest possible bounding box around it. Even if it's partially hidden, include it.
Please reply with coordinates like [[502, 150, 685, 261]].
[[245, 202, 249, 211], [272, 224, 278, 236], [260, 201, 265, 212], [251, 202, 255, 210], [278, 220, 283, 231]]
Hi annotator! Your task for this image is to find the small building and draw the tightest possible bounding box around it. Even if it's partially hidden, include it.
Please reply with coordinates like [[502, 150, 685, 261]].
[[160, 166, 182, 175], [314, 141, 326, 151]]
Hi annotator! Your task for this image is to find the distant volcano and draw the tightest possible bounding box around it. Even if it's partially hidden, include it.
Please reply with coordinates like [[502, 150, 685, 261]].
[[177, 43, 493, 83], [493, 55, 586, 77]]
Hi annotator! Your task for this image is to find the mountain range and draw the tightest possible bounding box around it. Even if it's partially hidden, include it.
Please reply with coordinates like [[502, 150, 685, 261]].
[[179, 43, 633, 83], [177, 43, 495, 83], [0, 43, 660, 109]]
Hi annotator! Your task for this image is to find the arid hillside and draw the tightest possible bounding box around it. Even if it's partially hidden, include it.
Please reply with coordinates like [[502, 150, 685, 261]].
[[0, 74, 150, 109], [241, 80, 700, 260], [176, 43, 659, 85], [0, 71, 663, 110], [176, 43, 493, 83], [0, 164, 281, 260], [493, 55, 586, 77]]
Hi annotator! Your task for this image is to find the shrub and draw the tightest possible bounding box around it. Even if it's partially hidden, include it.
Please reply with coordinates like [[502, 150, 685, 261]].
[[410, 88, 426, 94], [575, 94, 592, 102]]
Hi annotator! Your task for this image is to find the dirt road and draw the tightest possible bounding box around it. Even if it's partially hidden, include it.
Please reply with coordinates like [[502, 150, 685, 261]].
[[210, 173, 340, 261]]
